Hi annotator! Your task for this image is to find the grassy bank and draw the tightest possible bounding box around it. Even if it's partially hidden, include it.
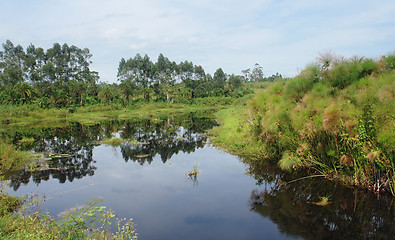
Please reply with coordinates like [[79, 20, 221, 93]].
[[0, 141, 36, 171], [209, 106, 264, 158], [210, 54, 395, 195], [0, 101, 223, 127]]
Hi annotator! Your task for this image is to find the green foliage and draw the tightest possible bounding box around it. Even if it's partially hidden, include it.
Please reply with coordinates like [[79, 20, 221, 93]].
[[0, 186, 24, 216], [1, 40, 256, 108], [213, 53, 395, 195], [208, 106, 265, 158], [0, 40, 99, 108], [0, 195, 138, 240], [278, 151, 301, 171], [0, 141, 34, 171], [382, 53, 395, 70]]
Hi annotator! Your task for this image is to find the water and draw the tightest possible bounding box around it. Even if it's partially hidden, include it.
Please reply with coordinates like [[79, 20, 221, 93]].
[[2, 114, 394, 240]]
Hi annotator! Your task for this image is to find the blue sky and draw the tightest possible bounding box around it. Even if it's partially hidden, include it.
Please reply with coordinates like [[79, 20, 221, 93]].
[[0, 0, 394, 82]]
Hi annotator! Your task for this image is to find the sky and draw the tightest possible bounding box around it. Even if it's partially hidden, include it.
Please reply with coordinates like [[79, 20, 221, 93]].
[[0, 0, 394, 83]]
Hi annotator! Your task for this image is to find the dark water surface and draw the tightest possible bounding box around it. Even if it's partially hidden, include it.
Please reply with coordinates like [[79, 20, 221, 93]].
[[2, 114, 394, 240]]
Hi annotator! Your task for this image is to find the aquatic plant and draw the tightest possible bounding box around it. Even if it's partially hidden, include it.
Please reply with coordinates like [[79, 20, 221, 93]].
[[313, 196, 331, 206], [187, 163, 200, 178]]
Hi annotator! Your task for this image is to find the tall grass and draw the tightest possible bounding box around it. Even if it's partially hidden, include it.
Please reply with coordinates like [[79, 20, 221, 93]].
[[0, 141, 33, 171], [220, 53, 395, 195]]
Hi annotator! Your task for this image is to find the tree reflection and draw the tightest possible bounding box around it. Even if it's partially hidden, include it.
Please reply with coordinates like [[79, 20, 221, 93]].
[[1, 113, 217, 190], [119, 116, 213, 165]]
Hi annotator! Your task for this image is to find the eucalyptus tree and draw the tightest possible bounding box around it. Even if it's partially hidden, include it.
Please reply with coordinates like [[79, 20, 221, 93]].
[[0, 40, 25, 86], [213, 68, 226, 89], [251, 63, 263, 82], [241, 68, 251, 82], [0, 40, 98, 106], [228, 74, 242, 91], [154, 53, 177, 102]]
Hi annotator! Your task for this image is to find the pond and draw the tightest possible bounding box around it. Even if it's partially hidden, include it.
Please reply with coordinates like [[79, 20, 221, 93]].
[[1, 114, 394, 240]]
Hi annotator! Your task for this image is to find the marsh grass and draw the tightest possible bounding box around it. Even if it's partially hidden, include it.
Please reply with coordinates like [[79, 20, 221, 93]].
[[0, 141, 34, 171], [213, 53, 395, 195], [208, 106, 264, 158], [0, 102, 221, 127]]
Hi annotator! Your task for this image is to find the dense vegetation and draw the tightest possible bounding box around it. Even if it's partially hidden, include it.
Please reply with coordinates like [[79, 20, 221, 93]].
[[0, 192, 137, 239], [0, 38, 394, 238], [0, 40, 282, 239], [0, 40, 282, 109], [210, 52, 395, 195]]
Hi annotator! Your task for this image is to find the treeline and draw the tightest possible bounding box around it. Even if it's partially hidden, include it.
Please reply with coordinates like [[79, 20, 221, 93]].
[[117, 55, 282, 103], [0, 40, 282, 108], [115, 54, 278, 104], [0, 40, 98, 107]]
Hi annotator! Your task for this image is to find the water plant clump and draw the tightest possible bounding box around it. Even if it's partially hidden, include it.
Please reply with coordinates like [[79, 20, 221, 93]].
[[187, 163, 200, 178]]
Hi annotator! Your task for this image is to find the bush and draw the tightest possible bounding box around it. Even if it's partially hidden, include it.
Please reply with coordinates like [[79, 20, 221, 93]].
[[233, 53, 395, 195]]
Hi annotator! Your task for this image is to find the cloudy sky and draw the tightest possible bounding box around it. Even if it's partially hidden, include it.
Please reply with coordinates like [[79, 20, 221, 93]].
[[0, 0, 394, 82]]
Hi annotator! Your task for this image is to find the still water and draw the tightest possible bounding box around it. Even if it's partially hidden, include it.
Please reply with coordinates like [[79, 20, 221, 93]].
[[2, 114, 394, 240]]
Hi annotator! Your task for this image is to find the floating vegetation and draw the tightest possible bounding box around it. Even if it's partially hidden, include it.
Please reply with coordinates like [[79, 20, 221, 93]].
[[101, 138, 150, 146], [187, 163, 200, 178], [129, 140, 150, 145], [313, 196, 331, 206], [100, 137, 127, 145], [17, 137, 35, 146]]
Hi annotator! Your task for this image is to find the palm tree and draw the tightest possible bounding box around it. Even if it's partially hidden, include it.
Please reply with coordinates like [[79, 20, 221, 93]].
[[13, 82, 32, 104]]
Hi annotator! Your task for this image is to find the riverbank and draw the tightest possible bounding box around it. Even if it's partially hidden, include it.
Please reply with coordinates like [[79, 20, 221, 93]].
[[209, 56, 395, 196], [0, 101, 224, 127]]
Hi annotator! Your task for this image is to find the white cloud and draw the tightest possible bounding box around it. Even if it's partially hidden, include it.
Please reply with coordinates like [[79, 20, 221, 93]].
[[0, 0, 394, 81]]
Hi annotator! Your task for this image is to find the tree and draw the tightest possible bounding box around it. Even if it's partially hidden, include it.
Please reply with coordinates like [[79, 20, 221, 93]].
[[242, 68, 251, 82], [228, 74, 242, 91], [251, 63, 263, 82], [13, 82, 32, 104], [98, 85, 115, 103], [213, 68, 226, 89]]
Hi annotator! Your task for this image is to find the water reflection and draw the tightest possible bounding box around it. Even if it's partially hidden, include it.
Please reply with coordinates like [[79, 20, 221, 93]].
[[247, 166, 395, 240], [1, 114, 217, 190], [119, 126, 207, 165]]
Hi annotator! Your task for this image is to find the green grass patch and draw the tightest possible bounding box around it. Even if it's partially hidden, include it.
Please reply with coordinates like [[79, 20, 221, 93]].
[[0, 141, 34, 171], [100, 137, 128, 145], [208, 106, 264, 158], [0, 102, 222, 127]]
